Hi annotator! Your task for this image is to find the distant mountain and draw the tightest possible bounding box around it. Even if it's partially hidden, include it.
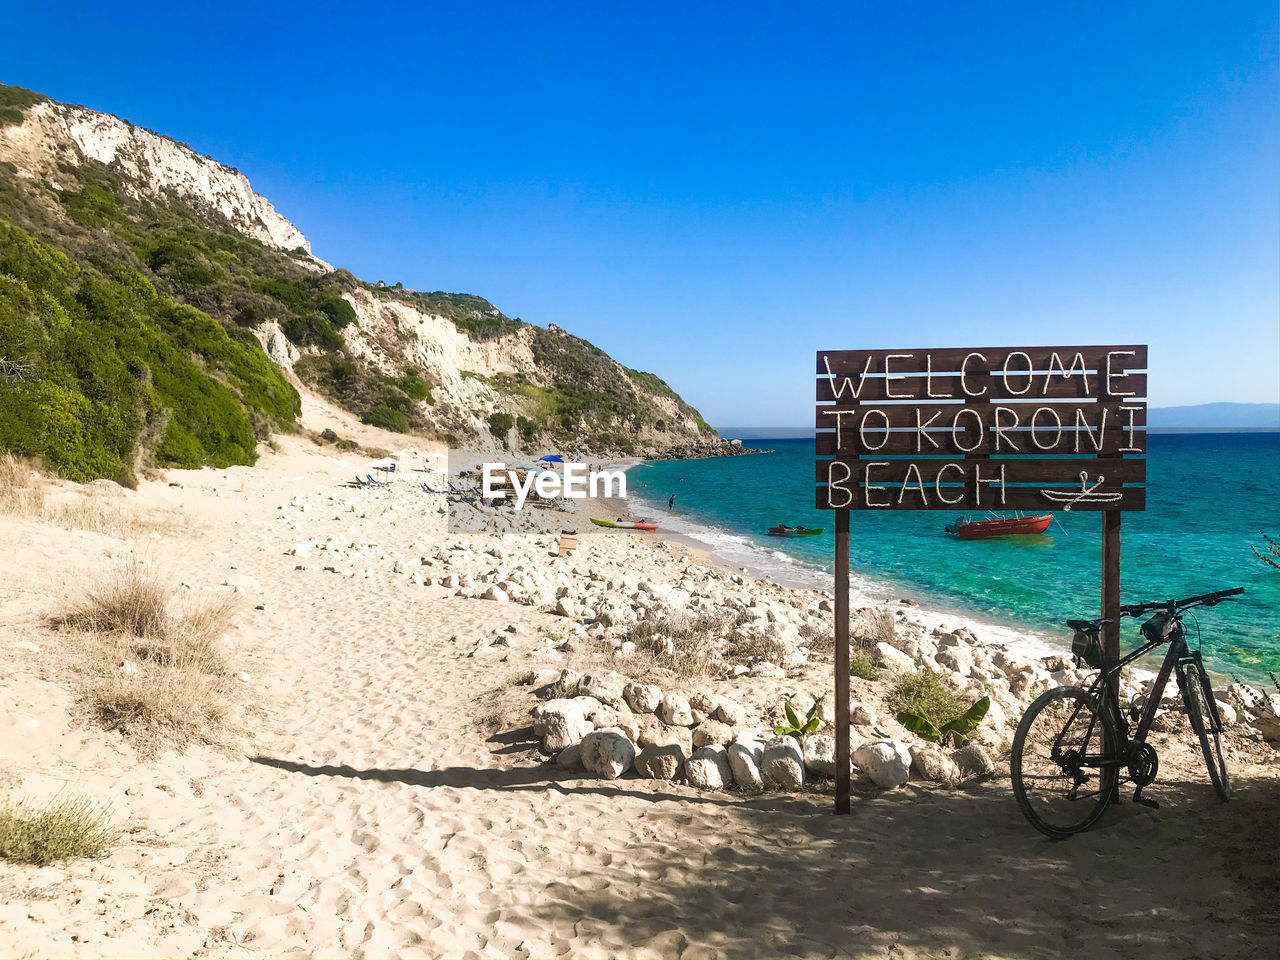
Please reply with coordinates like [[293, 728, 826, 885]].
[[1149, 403, 1278, 430]]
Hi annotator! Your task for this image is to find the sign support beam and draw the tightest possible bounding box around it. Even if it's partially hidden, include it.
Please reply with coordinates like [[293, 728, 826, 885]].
[[1102, 510, 1122, 682], [835, 508, 851, 815]]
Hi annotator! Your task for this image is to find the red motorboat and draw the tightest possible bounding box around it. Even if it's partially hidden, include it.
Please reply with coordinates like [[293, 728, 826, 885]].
[[946, 513, 1053, 540]]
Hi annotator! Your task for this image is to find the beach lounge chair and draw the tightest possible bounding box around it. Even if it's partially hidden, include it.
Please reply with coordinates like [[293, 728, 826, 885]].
[[366, 474, 386, 487]]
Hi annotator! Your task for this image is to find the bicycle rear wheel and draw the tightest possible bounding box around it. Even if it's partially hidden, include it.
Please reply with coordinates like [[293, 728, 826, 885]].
[[1180, 659, 1231, 801], [1012, 686, 1120, 838]]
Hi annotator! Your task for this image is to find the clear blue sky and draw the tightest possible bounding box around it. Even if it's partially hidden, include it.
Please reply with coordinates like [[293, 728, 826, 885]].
[[3, 1, 1277, 424]]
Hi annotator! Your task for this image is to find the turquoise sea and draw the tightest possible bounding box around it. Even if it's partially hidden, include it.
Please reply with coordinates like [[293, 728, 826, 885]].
[[627, 433, 1280, 682]]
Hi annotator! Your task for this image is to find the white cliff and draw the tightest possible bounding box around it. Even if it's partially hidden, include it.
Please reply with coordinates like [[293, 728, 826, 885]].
[[0, 100, 310, 252]]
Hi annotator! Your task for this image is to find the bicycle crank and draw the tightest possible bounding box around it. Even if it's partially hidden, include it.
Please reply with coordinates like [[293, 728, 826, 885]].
[[1128, 743, 1160, 808]]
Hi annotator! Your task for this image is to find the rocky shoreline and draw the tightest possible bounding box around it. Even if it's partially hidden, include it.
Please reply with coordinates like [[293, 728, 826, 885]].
[[641, 438, 768, 460], [276, 499, 1280, 793]]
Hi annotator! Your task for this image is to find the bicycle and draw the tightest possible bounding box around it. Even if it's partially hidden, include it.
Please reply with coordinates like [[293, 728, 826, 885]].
[[1010, 586, 1244, 838]]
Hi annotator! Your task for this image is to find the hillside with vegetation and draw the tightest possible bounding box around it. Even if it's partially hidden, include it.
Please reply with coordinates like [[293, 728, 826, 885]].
[[0, 84, 724, 482]]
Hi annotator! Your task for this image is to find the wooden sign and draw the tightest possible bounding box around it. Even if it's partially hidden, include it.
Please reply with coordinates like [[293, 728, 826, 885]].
[[815, 346, 1147, 512], [817, 343, 1148, 816]]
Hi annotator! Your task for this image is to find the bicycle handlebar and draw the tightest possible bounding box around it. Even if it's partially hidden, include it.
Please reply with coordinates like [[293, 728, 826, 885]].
[[1118, 586, 1245, 618]]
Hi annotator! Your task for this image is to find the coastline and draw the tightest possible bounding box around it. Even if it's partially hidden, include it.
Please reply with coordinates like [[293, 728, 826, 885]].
[[624, 478, 1080, 667]]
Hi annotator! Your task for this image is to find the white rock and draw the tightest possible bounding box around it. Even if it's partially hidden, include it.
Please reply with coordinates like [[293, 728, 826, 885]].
[[713, 698, 747, 726], [762, 736, 806, 789], [532, 699, 592, 752], [813, 693, 836, 727], [727, 738, 765, 792], [623, 681, 663, 714], [483, 585, 510, 603], [634, 743, 686, 780], [951, 743, 996, 779], [580, 731, 636, 779], [935, 646, 974, 676], [853, 739, 911, 788], [658, 691, 694, 726], [686, 745, 734, 790], [555, 743, 583, 771], [909, 744, 961, 784], [875, 641, 915, 673], [1214, 699, 1237, 724], [546, 669, 581, 698], [850, 703, 877, 727], [802, 734, 843, 777], [579, 671, 626, 706], [691, 719, 734, 748]]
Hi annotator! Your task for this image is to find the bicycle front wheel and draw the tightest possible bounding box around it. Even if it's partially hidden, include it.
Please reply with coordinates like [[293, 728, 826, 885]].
[[1012, 686, 1120, 838], [1180, 659, 1231, 801]]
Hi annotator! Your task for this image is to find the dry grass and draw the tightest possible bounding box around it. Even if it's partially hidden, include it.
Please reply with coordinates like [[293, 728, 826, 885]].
[[86, 667, 239, 754], [853, 607, 898, 652], [53, 562, 242, 756], [56, 563, 172, 638], [725, 629, 789, 666], [0, 454, 180, 540], [615, 612, 731, 677], [798, 615, 835, 652], [0, 454, 44, 515], [0, 794, 119, 866]]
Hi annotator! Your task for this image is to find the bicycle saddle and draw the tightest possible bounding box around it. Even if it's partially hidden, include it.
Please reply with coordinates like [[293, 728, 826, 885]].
[[1066, 618, 1110, 633]]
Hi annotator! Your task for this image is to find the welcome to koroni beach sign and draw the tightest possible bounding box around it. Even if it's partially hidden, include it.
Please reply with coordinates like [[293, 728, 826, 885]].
[[815, 344, 1147, 816], [815, 346, 1148, 511]]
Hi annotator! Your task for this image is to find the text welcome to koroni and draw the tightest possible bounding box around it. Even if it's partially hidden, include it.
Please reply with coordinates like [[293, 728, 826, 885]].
[[815, 346, 1148, 511]]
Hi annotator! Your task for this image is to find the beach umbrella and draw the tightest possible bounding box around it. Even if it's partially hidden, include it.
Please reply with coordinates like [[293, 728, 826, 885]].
[[538, 454, 564, 463]]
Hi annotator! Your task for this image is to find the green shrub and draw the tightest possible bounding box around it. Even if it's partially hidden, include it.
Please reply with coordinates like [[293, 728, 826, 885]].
[[317, 292, 357, 328], [397, 372, 433, 402], [487, 411, 514, 437], [889, 670, 988, 745], [773, 701, 820, 741], [850, 656, 878, 681], [0, 794, 119, 866], [62, 184, 126, 228], [0, 218, 298, 480], [362, 404, 408, 432]]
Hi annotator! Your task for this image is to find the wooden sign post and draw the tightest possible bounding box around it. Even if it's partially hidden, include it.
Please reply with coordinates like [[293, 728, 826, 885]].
[[815, 346, 1147, 814]]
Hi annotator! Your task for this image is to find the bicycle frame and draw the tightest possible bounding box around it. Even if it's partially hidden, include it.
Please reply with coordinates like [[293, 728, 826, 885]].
[[1059, 623, 1202, 773]]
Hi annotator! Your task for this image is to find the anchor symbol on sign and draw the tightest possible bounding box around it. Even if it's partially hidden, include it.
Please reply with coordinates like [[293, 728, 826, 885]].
[[1039, 472, 1125, 511]]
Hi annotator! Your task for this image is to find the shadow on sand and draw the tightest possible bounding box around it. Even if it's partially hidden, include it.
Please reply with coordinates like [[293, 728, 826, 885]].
[[252, 748, 1279, 958]]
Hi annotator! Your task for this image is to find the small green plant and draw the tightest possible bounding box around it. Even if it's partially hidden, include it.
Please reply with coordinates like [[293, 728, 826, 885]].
[[850, 656, 878, 681], [774, 701, 821, 741], [0, 794, 119, 866], [897, 696, 990, 746], [890, 669, 990, 746]]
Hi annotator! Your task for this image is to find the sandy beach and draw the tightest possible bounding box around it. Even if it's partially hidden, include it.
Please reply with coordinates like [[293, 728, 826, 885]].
[[2, 392, 1278, 960]]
